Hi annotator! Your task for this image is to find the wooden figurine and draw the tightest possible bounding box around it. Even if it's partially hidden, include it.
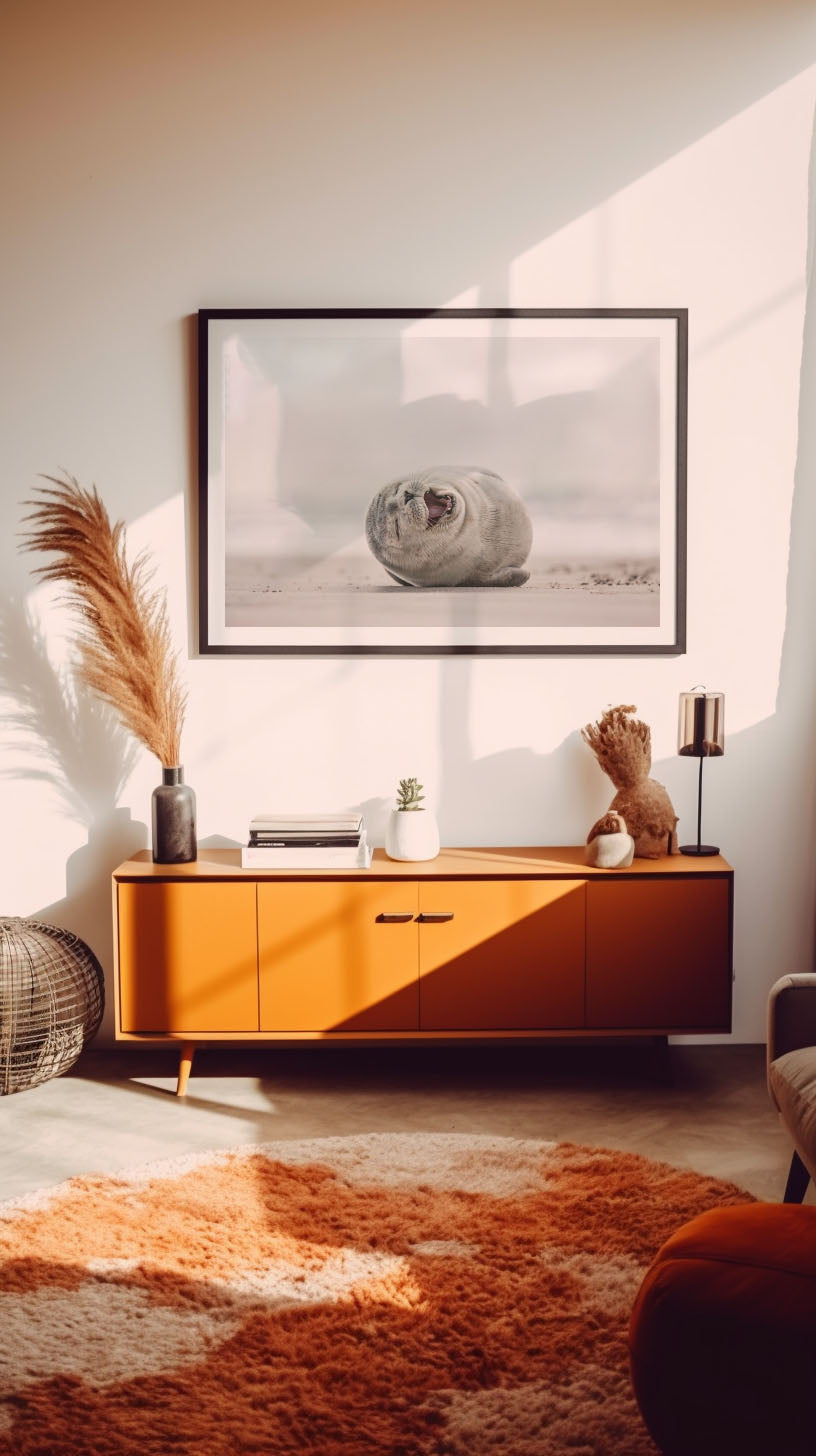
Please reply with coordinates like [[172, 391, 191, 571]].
[[582, 704, 678, 859]]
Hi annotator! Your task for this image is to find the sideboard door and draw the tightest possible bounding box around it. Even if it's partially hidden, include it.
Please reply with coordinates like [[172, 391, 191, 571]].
[[258, 880, 420, 1031], [117, 880, 259, 1033], [418, 878, 586, 1030], [585, 878, 732, 1031]]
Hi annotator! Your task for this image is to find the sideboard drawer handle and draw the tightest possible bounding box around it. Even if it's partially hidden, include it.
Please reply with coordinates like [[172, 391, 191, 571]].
[[376, 912, 415, 923], [417, 912, 455, 923]]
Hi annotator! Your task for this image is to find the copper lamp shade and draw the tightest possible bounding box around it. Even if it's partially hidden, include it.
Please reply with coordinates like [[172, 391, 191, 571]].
[[678, 689, 724, 855]]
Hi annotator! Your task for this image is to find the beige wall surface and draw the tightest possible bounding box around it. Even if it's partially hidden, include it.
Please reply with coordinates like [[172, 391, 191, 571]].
[[1, 0, 815, 1043]]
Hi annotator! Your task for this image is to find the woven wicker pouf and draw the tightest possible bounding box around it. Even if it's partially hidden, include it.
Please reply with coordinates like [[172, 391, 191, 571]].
[[0, 917, 104, 1094]]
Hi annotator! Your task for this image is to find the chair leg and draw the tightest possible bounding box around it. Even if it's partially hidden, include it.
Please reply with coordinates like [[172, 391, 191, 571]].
[[783, 1150, 811, 1203]]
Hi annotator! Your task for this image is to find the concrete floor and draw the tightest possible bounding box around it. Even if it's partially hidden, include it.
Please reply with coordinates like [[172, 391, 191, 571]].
[[0, 1041, 800, 1205]]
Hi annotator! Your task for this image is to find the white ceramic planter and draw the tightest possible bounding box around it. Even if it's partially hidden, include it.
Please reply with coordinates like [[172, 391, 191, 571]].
[[384, 809, 440, 862]]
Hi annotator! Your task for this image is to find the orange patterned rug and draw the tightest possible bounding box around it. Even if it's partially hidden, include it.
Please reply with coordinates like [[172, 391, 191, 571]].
[[0, 1133, 752, 1455]]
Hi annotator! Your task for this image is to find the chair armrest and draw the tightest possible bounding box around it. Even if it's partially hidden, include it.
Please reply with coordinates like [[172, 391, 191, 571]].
[[767, 974, 816, 1066]]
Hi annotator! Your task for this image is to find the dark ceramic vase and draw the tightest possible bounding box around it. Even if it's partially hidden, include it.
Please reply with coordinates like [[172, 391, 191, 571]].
[[151, 765, 197, 864]]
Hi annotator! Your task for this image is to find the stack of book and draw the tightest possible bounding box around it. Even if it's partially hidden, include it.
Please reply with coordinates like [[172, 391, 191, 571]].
[[240, 813, 372, 869]]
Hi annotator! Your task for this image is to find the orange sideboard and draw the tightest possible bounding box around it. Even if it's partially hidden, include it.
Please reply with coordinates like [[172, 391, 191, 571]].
[[112, 847, 733, 1093]]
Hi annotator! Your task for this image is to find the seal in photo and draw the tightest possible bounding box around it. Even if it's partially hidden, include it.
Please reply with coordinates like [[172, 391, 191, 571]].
[[365, 467, 533, 587]]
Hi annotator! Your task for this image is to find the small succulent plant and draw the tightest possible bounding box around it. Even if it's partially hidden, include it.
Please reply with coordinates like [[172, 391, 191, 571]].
[[395, 777, 425, 811]]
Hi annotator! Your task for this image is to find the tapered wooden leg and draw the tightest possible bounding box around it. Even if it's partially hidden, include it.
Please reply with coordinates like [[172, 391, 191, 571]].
[[783, 1149, 810, 1204], [176, 1042, 196, 1097]]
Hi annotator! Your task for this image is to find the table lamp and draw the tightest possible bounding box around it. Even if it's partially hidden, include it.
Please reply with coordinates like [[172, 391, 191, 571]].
[[678, 688, 724, 856]]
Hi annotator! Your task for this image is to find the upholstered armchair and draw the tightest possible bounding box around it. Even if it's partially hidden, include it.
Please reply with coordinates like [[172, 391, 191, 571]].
[[766, 972, 816, 1202]]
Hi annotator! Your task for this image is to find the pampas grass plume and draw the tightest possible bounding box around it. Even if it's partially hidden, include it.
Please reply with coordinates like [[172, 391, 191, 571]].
[[20, 472, 187, 769], [581, 704, 652, 790]]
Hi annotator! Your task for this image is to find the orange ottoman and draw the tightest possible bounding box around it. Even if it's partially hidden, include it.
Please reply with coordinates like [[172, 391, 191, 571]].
[[629, 1203, 816, 1456]]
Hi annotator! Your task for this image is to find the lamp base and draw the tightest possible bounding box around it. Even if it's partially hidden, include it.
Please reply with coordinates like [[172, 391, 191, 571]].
[[680, 843, 720, 857]]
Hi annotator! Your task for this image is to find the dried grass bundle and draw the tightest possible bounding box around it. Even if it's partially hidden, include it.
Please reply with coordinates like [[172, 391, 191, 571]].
[[20, 473, 186, 769], [583, 703, 678, 858], [581, 704, 652, 789]]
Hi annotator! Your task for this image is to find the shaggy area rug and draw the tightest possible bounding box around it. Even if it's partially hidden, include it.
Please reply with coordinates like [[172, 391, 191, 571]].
[[0, 1132, 752, 1455]]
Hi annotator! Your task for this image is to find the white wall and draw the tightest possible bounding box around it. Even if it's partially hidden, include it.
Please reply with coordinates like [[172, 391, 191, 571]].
[[2, 0, 815, 1044]]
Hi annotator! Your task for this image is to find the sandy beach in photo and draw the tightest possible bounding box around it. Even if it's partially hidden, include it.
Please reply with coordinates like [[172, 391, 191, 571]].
[[225, 546, 659, 631], [223, 499, 659, 633]]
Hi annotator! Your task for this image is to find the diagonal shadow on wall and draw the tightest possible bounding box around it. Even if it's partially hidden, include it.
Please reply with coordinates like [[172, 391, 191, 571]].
[[0, 593, 148, 1040]]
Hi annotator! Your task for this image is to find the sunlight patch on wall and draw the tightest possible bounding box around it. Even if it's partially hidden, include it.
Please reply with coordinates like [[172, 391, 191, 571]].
[[509, 66, 814, 735], [398, 287, 485, 406], [401, 312, 491, 407]]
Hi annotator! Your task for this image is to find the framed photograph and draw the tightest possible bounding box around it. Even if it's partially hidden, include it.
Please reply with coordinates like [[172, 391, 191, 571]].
[[198, 308, 686, 655]]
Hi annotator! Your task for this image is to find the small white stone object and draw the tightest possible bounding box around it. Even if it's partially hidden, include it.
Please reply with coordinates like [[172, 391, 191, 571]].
[[585, 832, 635, 869]]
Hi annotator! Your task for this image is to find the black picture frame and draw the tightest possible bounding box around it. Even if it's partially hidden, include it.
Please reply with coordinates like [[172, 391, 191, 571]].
[[198, 308, 687, 655]]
